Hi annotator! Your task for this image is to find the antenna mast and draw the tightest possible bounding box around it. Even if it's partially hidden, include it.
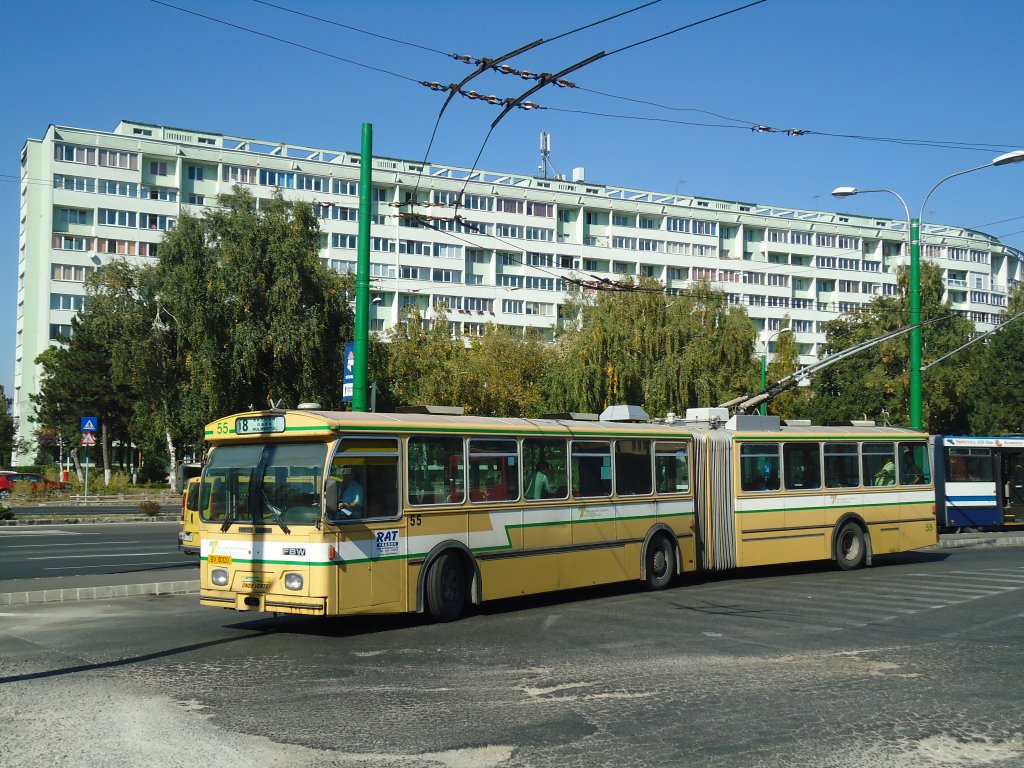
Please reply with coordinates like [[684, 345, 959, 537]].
[[539, 131, 551, 178]]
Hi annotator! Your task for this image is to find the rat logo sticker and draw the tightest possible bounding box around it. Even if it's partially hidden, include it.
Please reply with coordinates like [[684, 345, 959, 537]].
[[375, 529, 400, 556]]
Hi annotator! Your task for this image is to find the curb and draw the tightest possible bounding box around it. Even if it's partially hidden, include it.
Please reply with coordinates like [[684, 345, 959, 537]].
[[936, 534, 1024, 549], [0, 578, 199, 607], [1, 515, 178, 526]]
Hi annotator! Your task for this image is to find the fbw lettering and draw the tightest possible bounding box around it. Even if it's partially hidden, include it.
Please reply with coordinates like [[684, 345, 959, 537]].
[[282, 548, 306, 556]]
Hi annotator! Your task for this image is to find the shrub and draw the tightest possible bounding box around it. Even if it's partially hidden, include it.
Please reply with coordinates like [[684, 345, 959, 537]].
[[0, 507, 14, 521], [138, 500, 161, 517]]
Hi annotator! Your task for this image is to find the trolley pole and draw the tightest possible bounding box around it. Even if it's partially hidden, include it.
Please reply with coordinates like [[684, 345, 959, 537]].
[[353, 123, 372, 412], [908, 216, 922, 430]]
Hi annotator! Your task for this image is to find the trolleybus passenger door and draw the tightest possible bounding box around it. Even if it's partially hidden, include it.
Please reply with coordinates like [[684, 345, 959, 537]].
[[327, 437, 404, 610]]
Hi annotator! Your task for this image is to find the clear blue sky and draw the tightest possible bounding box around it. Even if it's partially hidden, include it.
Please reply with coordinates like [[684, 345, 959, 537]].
[[3, 0, 1024, 399]]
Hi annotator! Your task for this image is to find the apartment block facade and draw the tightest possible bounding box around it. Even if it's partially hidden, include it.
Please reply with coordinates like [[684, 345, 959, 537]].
[[14, 120, 1022, 461]]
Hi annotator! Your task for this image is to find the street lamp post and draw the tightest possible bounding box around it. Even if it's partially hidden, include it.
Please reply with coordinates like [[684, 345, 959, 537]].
[[831, 150, 1024, 431], [760, 327, 793, 416]]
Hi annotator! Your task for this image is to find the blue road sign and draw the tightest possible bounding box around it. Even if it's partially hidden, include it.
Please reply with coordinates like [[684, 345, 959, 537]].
[[81, 416, 99, 432], [343, 342, 354, 402]]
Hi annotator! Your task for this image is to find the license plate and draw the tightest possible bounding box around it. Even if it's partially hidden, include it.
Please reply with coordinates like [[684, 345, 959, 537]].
[[208, 554, 232, 564]]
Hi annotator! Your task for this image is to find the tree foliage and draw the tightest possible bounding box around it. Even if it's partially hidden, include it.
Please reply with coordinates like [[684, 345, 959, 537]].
[[806, 261, 974, 431], [965, 285, 1024, 434], [545, 279, 759, 416], [152, 188, 354, 445]]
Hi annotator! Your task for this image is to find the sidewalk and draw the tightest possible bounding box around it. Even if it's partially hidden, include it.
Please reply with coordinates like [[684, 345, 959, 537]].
[[0, 531, 1020, 609], [0, 566, 199, 607]]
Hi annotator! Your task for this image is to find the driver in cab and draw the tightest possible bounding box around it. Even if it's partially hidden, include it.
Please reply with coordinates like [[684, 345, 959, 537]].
[[335, 465, 364, 518]]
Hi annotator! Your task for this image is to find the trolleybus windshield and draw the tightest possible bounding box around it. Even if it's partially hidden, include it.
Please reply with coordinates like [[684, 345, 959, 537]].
[[200, 442, 326, 529]]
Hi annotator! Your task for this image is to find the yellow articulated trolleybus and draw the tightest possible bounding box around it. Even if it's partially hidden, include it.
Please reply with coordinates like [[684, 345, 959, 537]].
[[196, 404, 936, 621]]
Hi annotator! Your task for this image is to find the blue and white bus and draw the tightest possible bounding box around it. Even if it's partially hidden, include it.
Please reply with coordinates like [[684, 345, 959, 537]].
[[934, 435, 1024, 529]]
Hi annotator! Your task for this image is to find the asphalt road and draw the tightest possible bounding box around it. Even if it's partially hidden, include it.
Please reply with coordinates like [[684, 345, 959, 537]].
[[1, 545, 1022, 768], [0, 521, 194, 581]]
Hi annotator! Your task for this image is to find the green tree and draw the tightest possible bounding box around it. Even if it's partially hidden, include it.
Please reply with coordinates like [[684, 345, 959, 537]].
[[0, 384, 15, 468], [764, 317, 812, 419], [546, 279, 758, 416], [452, 326, 554, 417], [966, 286, 1024, 434], [153, 188, 354, 444], [385, 306, 463, 406], [807, 261, 974, 431], [31, 316, 134, 483]]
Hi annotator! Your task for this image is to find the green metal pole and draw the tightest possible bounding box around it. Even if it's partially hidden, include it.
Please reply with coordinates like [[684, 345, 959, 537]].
[[353, 123, 372, 412], [759, 349, 768, 416], [909, 216, 922, 430]]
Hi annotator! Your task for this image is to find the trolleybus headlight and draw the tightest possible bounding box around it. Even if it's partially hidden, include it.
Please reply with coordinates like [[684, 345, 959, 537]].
[[211, 569, 229, 586], [284, 573, 304, 591]]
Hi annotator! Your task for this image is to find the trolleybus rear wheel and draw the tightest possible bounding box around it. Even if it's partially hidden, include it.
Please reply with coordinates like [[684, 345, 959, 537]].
[[426, 551, 467, 621], [644, 534, 675, 590], [834, 522, 866, 571]]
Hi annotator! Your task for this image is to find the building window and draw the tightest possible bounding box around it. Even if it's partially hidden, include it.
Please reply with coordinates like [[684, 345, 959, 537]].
[[332, 179, 357, 196], [332, 234, 357, 249], [98, 208, 137, 228], [55, 144, 95, 165], [97, 238, 136, 256], [51, 263, 93, 282], [58, 208, 89, 226], [149, 161, 168, 176], [139, 213, 175, 231], [98, 149, 138, 170], [187, 165, 205, 181], [54, 174, 96, 192], [502, 299, 524, 314], [435, 244, 462, 259], [399, 240, 430, 256], [188, 194, 204, 205], [372, 237, 395, 253], [791, 232, 812, 246], [497, 274, 523, 288], [52, 235, 90, 251], [432, 269, 461, 283], [464, 194, 493, 211], [50, 293, 87, 311], [223, 165, 257, 184], [527, 202, 553, 217], [49, 324, 73, 340]]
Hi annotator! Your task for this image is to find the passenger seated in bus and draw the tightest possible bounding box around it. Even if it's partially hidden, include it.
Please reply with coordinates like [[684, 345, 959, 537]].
[[873, 458, 896, 486], [525, 460, 553, 500], [900, 449, 923, 484]]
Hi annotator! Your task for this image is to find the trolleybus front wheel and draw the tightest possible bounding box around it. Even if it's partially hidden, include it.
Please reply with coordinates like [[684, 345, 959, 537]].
[[426, 550, 468, 621], [644, 534, 675, 590], [834, 522, 866, 571]]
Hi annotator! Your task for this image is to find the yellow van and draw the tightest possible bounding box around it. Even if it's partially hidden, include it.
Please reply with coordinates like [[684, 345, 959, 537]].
[[178, 477, 202, 556]]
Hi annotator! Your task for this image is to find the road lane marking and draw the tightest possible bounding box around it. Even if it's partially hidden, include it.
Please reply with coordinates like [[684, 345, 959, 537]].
[[28, 552, 173, 560], [43, 561, 191, 571]]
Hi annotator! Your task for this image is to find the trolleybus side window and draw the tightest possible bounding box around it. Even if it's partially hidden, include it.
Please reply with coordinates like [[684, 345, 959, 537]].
[[407, 435, 465, 505], [783, 442, 821, 490], [655, 441, 690, 494], [740, 443, 780, 492], [327, 437, 400, 523], [523, 437, 568, 500], [946, 447, 990, 482], [863, 442, 897, 486], [824, 443, 859, 488], [898, 441, 930, 485], [615, 439, 653, 496], [469, 438, 519, 502], [571, 440, 612, 498]]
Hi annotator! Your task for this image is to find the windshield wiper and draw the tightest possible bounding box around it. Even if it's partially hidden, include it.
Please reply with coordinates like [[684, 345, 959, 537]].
[[261, 488, 291, 535]]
